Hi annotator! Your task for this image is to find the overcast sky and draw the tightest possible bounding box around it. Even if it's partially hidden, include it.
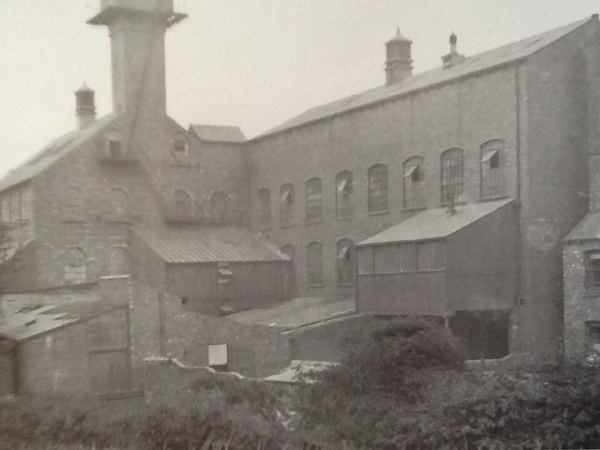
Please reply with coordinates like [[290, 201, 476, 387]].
[[0, 1, 598, 178]]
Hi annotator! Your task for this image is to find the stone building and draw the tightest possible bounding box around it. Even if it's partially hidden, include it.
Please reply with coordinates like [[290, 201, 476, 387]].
[[0, 0, 599, 374]]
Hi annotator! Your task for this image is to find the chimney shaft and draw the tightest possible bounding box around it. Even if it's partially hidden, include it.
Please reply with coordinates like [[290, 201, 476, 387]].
[[385, 28, 413, 86], [75, 83, 96, 129]]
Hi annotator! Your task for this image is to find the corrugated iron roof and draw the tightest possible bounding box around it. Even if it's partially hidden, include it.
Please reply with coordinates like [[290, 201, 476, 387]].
[[260, 18, 591, 138], [565, 212, 600, 242], [189, 124, 246, 143], [227, 297, 355, 329], [0, 114, 116, 193], [0, 299, 126, 342], [358, 199, 514, 246], [134, 226, 289, 263]]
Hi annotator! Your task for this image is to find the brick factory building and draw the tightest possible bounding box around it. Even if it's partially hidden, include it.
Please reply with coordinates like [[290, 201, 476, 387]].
[[2, 0, 600, 396]]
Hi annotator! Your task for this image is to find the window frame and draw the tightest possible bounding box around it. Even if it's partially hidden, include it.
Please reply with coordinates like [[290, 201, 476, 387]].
[[335, 171, 354, 219], [279, 183, 295, 227], [170, 135, 191, 166], [440, 148, 465, 205], [173, 190, 193, 221], [63, 187, 85, 223], [306, 177, 323, 224], [307, 241, 324, 287], [336, 239, 355, 286], [368, 164, 388, 214], [211, 191, 229, 224], [64, 247, 87, 285], [257, 188, 272, 230], [585, 250, 600, 291], [480, 139, 507, 200], [403, 157, 425, 210]]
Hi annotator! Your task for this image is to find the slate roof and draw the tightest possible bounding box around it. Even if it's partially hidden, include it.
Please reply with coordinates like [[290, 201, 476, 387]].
[[227, 297, 356, 330], [261, 18, 591, 138], [358, 199, 513, 246], [189, 124, 246, 143], [0, 299, 126, 342], [134, 226, 289, 263], [0, 114, 116, 193], [564, 212, 600, 242]]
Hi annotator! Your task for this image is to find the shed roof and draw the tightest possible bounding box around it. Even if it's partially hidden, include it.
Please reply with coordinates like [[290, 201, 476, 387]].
[[134, 226, 288, 263], [0, 114, 116, 193], [0, 299, 126, 342], [260, 18, 591, 138], [358, 199, 513, 246], [564, 212, 600, 242], [189, 124, 246, 143]]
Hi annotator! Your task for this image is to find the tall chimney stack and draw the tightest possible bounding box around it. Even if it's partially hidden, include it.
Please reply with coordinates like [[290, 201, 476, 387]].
[[75, 83, 96, 129]]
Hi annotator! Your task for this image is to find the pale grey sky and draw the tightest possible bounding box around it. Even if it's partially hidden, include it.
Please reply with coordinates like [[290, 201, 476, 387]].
[[0, 1, 598, 178]]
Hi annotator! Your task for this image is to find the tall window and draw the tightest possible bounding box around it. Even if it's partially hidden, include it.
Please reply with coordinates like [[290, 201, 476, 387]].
[[307, 242, 323, 286], [280, 184, 294, 227], [368, 164, 388, 214], [211, 191, 229, 223], [336, 171, 353, 219], [337, 239, 355, 285], [440, 148, 464, 204], [585, 251, 600, 290], [281, 244, 296, 294], [111, 189, 129, 221], [64, 188, 84, 222], [109, 247, 130, 275], [174, 190, 192, 220], [105, 130, 124, 159], [257, 188, 271, 229], [306, 178, 322, 224], [403, 157, 425, 209], [64, 247, 87, 285], [170, 136, 190, 165], [480, 140, 506, 199]]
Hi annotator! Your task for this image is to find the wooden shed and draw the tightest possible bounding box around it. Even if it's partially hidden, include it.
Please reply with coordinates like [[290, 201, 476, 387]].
[[131, 226, 293, 315], [355, 199, 518, 358]]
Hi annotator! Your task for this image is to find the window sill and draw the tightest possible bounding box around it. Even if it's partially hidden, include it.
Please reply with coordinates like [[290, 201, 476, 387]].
[[368, 210, 389, 217], [439, 201, 467, 207], [403, 205, 427, 212], [480, 195, 509, 202]]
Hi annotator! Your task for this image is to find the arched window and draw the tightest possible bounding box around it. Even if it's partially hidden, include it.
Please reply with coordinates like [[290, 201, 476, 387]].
[[174, 190, 192, 220], [111, 189, 129, 221], [257, 188, 271, 229], [109, 247, 130, 275], [281, 244, 297, 294], [211, 191, 229, 223], [64, 247, 87, 285], [306, 177, 322, 224], [368, 164, 388, 213], [585, 250, 600, 291], [280, 183, 295, 227], [170, 135, 190, 165], [440, 148, 464, 204], [336, 171, 353, 219], [403, 157, 425, 209], [480, 140, 506, 199], [307, 242, 323, 287], [64, 188, 84, 222], [337, 239, 355, 285]]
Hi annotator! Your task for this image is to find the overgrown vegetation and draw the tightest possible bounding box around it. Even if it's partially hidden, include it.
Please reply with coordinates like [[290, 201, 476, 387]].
[[4, 318, 600, 449]]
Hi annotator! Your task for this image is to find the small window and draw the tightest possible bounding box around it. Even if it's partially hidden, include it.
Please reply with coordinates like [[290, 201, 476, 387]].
[[111, 189, 129, 221], [307, 242, 323, 286], [336, 239, 355, 285], [336, 171, 353, 219], [170, 136, 190, 165], [585, 251, 600, 290], [403, 157, 425, 209], [64, 188, 84, 222], [257, 188, 271, 230], [173, 190, 193, 220], [104, 130, 125, 159], [64, 247, 87, 285], [440, 148, 464, 204], [211, 191, 229, 223], [480, 140, 506, 199], [368, 164, 388, 214], [280, 184, 295, 227], [306, 178, 322, 224]]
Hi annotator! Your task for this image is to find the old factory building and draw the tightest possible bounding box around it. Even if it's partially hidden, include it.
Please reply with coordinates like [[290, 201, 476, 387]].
[[2, 0, 600, 395]]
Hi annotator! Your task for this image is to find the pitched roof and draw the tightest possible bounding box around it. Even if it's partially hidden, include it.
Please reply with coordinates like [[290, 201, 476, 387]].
[[189, 124, 246, 143], [0, 114, 116, 192], [0, 299, 126, 342], [261, 18, 591, 138], [134, 226, 289, 263], [358, 199, 513, 246], [564, 212, 600, 242]]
